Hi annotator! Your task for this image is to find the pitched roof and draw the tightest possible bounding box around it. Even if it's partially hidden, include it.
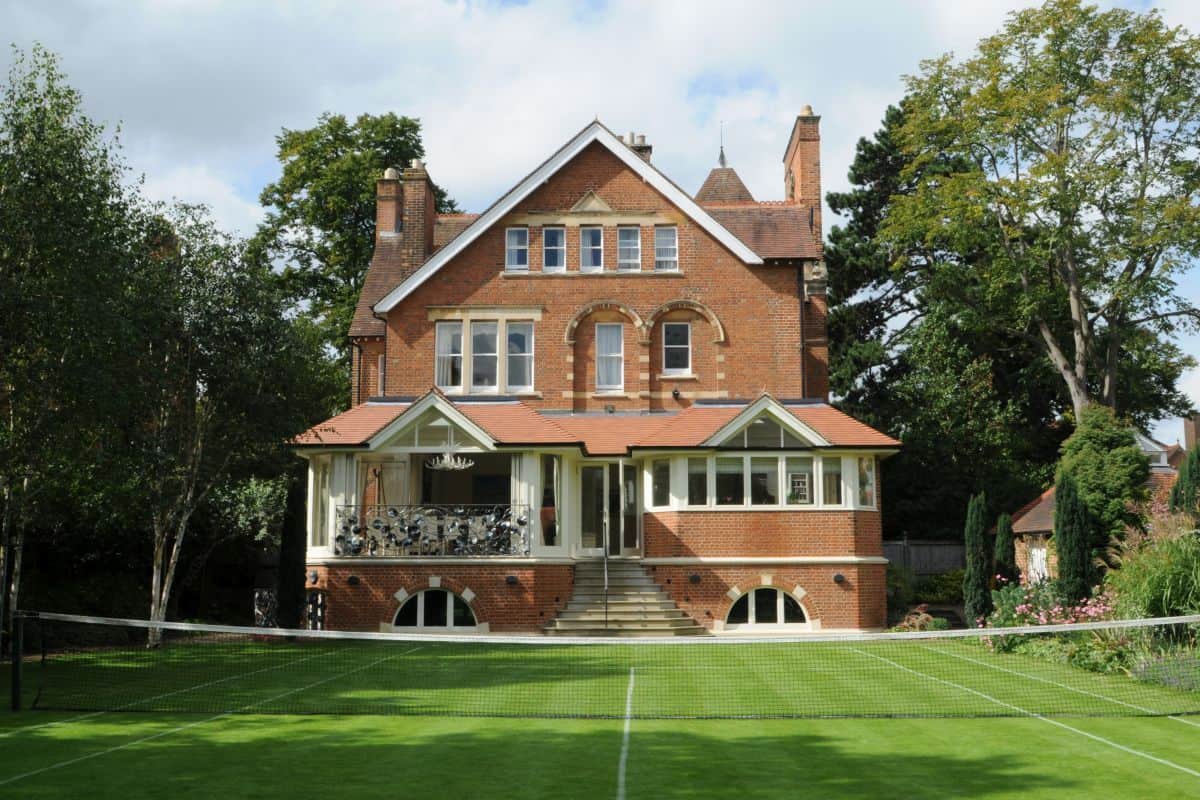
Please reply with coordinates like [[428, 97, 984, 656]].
[[704, 204, 822, 260], [350, 214, 481, 337], [696, 167, 755, 203], [1011, 487, 1056, 535], [294, 396, 900, 454], [372, 121, 764, 314]]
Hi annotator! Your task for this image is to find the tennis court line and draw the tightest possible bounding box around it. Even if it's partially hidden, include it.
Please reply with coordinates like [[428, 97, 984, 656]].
[[616, 667, 635, 800], [931, 645, 1200, 730], [849, 647, 1200, 779], [0, 646, 424, 788], [0, 648, 333, 740]]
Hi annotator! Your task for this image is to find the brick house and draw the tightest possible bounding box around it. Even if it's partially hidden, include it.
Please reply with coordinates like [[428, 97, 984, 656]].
[[293, 110, 900, 635]]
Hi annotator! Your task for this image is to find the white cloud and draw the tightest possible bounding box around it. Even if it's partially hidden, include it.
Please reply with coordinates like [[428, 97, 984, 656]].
[[139, 162, 264, 236]]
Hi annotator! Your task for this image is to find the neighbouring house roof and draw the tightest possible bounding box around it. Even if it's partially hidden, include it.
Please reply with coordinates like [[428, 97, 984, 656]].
[[350, 213, 481, 338], [1011, 486, 1057, 536], [695, 167, 755, 203], [371, 120, 764, 315], [293, 393, 900, 455], [702, 203, 822, 260], [1166, 443, 1186, 470]]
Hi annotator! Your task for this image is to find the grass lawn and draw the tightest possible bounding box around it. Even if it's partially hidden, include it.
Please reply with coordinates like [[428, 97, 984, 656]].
[[0, 633, 1198, 797]]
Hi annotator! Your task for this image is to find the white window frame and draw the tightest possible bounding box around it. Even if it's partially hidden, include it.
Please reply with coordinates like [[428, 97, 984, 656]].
[[505, 227, 529, 271], [617, 226, 641, 271], [650, 459, 672, 508], [857, 456, 877, 509], [654, 226, 678, 271], [393, 590, 478, 630], [662, 322, 691, 376], [376, 354, 386, 396], [649, 453, 853, 511], [595, 322, 624, 392], [580, 226, 604, 272], [725, 587, 811, 630], [542, 227, 565, 273], [434, 321, 464, 392], [505, 321, 535, 393], [469, 321, 500, 393]]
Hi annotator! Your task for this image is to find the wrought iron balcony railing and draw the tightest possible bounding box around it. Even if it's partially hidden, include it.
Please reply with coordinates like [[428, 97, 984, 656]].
[[333, 504, 531, 558]]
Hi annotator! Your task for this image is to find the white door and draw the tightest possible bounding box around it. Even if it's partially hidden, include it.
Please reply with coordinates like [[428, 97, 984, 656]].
[[1027, 540, 1048, 583]]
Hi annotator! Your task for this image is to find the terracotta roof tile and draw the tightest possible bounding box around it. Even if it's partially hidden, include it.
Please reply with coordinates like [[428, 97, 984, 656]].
[[695, 167, 755, 203], [457, 403, 577, 445], [1011, 487, 1056, 535], [786, 405, 902, 448], [704, 204, 821, 260], [553, 415, 674, 456], [292, 403, 408, 446]]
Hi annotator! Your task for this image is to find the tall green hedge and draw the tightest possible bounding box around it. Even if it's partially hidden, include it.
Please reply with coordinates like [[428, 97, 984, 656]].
[[993, 512, 1018, 585], [1054, 472, 1092, 603], [1170, 444, 1199, 519]]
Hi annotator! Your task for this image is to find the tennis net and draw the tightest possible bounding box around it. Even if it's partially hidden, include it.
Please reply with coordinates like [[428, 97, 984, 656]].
[[10, 611, 1200, 719]]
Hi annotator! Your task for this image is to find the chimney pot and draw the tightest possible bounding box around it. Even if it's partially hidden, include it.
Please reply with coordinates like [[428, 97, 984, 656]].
[[383, 166, 400, 180], [628, 131, 635, 145], [636, 134, 646, 145], [410, 158, 424, 169], [800, 104, 814, 116]]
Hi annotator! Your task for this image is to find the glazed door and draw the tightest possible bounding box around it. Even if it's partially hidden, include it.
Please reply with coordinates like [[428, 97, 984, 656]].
[[578, 462, 640, 557]]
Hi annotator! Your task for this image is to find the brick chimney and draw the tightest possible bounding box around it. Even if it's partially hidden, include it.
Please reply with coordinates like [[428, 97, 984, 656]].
[[375, 166, 401, 239], [400, 159, 437, 267], [783, 105, 821, 231], [1186, 412, 1199, 452]]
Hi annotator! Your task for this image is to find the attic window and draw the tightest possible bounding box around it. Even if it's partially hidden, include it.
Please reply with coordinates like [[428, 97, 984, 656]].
[[720, 415, 809, 449]]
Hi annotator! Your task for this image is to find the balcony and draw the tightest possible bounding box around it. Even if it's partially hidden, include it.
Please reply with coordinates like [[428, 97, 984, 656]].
[[333, 504, 531, 558]]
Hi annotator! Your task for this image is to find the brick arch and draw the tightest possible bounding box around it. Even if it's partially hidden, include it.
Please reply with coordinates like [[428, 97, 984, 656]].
[[390, 578, 480, 627], [563, 300, 646, 344], [643, 299, 726, 343], [723, 584, 815, 627]]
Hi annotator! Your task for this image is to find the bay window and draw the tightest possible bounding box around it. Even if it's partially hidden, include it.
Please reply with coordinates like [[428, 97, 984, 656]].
[[822, 457, 844, 506], [786, 456, 815, 505], [687, 458, 708, 506], [651, 459, 671, 507], [858, 457, 877, 508], [750, 457, 778, 505], [647, 453, 869, 510], [716, 457, 745, 505]]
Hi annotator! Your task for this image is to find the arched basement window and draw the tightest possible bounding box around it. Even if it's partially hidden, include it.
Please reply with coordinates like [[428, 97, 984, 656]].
[[394, 589, 477, 629], [726, 588, 807, 628]]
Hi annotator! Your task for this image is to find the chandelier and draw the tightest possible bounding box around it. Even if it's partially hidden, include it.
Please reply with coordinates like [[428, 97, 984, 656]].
[[426, 442, 474, 471]]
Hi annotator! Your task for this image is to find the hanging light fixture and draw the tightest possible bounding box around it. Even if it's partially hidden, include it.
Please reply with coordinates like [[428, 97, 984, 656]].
[[426, 441, 474, 471]]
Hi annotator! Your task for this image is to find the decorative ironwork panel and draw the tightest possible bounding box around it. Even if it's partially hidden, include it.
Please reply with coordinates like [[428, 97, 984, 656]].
[[333, 504, 531, 557]]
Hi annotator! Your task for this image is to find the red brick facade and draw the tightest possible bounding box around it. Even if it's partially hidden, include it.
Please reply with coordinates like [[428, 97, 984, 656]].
[[303, 115, 894, 635]]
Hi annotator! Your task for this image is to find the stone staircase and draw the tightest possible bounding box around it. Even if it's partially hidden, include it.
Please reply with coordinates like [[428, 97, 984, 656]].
[[544, 561, 707, 636]]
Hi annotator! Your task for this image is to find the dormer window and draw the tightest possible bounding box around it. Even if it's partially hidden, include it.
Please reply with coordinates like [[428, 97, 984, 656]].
[[505, 228, 529, 271], [581, 226, 604, 272]]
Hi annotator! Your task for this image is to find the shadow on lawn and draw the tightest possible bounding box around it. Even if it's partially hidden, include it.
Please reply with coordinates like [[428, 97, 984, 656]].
[[0, 714, 1076, 800]]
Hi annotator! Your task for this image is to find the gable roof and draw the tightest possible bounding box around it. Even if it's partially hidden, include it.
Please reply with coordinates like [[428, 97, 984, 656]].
[[372, 121, 764, 314], [696, 167, 755, 203], [1011, 486, 1056, 535]]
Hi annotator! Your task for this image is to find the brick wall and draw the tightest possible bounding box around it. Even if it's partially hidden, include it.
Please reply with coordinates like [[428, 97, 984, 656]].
[[374, 142, 810, 411], [644, 510, 882, 558], [649, 564, 885, 631], [1014, 534, 1058, 585], [309, 563, 574, 632]]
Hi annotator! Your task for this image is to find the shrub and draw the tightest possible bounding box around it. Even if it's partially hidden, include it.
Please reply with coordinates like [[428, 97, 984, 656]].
[[1170, 444, 1199, 520], [993, 512, 1018, 585], [1106, 529, 1200, 619], [913, 569, 965, 604], [891, 605, 950, 632]]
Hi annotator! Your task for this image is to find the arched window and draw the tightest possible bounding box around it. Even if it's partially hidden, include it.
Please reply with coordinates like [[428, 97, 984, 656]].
[[393, 589, 477, 629], [726, 588, 808, 629]]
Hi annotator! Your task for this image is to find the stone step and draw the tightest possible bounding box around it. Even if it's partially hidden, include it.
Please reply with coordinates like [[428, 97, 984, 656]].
[[563, 599, 678, 611], [544, 626, 706, 637], [572, 577, 659, 587], [555, 609, 689, 622]]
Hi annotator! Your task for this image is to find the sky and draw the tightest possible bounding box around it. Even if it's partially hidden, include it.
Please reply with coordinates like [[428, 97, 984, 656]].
[[2, 0, 1197, 442]]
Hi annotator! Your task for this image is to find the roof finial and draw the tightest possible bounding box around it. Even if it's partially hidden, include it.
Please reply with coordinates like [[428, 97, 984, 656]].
[[718, 120, 727, 167]]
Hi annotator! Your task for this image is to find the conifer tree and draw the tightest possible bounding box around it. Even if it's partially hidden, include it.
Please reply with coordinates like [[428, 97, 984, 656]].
[[993, 513, 1018, 585], [1169, 444, 1199, 520], [962, 493, 993, 624], [1054, 472, 1092, 603]]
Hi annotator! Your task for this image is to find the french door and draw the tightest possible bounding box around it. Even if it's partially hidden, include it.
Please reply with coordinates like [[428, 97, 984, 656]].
[[578, 462, 640, 557]]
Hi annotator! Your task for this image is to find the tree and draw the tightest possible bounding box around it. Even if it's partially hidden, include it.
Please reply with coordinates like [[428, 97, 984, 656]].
[[963, 493, 993, 624], [827, 102, 1067, 539], [1054, 471, 1092, 602], [254, 112, 458, 358], [1058, 406, 1149, 554], [121, 206, 334, 642], [1170, 443, 1200, 519], [275, 460, 309, 629], [0, 46, 148, 647], [994, 513, 1018, 586], [885, 0, 1200, 421]]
